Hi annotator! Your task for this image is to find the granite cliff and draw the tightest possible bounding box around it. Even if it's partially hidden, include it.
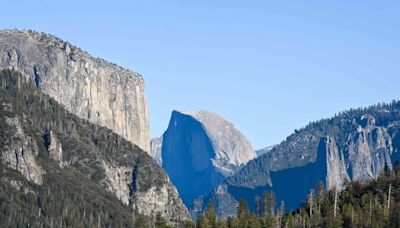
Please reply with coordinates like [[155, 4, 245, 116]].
[[160, 110, 256, 207], [0, 29, 149, 151], [202, 102, 400, 217]]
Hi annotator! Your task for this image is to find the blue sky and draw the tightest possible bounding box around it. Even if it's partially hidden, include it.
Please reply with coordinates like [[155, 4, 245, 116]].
[[1, 0, 400, 149]]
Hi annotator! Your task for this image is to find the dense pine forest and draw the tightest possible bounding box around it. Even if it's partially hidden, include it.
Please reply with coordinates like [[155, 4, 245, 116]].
[[130, 162, 400, 228], [0, 70, 180, 227], [193, 165, 400, 228]]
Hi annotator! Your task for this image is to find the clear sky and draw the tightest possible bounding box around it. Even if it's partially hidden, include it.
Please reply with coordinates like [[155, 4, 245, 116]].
[[1, 0, 400, 149]]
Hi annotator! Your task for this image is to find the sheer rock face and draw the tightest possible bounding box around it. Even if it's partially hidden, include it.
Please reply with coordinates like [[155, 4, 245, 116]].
[[0, 30, 149, 152], [347, 115, 393, 181], [324, 137, 349, 189], [207, 109, 400, 216], [162, 110, 256, 206], [188, 110, 256, 174], [1, 117, 45, 185]]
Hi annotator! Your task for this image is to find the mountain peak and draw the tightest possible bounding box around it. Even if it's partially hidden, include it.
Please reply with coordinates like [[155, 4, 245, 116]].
[[0, 29, 143, 79], [160, 109, 256, 207], [170, 109, 256, 173]]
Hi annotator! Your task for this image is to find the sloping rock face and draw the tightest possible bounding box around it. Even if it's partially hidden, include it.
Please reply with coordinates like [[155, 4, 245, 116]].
[[205, 103, 400, 216], [130, 161, 191, 222], [162, 110, 256, 207], [44, 130, 64, 167], [0, 69, 191, 224], [0, 29, 149, 151], [189, 110, 256, 175], [1, 117, 45, 185]]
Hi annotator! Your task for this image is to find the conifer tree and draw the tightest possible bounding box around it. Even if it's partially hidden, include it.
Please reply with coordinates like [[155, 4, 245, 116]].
[[155, 213, 170, 228], [204, 201, 217, 228]]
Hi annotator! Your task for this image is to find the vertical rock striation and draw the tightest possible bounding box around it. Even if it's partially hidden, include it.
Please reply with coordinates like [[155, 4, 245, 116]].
[[206, 102, 400, 216], [347, 115, 393, 180], [162, 110, 256, 207], [324, 136, 349, 189], [0, 29, 149, 151]]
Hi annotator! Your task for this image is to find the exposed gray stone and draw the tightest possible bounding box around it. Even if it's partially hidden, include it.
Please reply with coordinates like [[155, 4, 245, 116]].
[[324, 136, 349, 189], [101, 161, 132, 205], [207, 107, 400, 216], [347, 115, 393, 181], [150, 136, 163, 165], [0, 29, 150, 152], [187, 110, 256, 175], [1, 117, 45, 185], [162, 110, 256, 206], [45, 130, 64, 167], [131, 175, 191, 224]]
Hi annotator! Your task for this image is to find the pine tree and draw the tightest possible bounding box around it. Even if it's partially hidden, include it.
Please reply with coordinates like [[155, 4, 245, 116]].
[[155, 213, 169, 228], [262, 191, 276, 227], [197, 214, 211, 228], [236, 200, 249, 228], [204, 201, 217, 228], [277, 201, 285, 228], [135, 213, 148, 228], [236, 200, 248, 218]]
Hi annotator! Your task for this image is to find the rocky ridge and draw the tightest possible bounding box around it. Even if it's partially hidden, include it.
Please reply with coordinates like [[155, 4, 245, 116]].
[[203, 102, 400, 217], [255, 145, 276, 157]]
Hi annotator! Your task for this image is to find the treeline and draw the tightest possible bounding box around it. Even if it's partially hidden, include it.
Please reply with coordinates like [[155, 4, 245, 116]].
[[194, 164, 400, 228]]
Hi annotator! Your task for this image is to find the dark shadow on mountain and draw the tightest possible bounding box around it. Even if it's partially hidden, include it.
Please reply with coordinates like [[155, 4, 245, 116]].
[[228, 138, 328, 211]]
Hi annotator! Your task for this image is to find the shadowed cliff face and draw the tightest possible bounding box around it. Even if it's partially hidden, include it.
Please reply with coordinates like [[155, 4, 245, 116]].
[[161, 110, 256, 208], [204, 103, 400, 217], [199, 138, 330, 215], [162, 111, 225, 206], [0, 30, 149, 151]]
